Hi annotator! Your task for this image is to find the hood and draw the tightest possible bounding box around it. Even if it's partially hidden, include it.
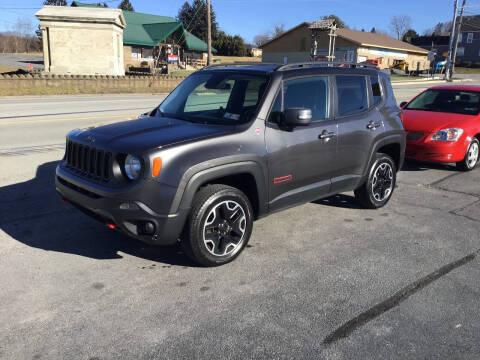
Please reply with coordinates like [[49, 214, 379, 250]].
[[69, 116, 233, 153], [402, 109, 476, 133]]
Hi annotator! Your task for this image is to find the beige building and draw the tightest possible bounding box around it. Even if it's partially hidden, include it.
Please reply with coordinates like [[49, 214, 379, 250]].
[[261, 23, 430, 71], [35, 6, 126, 76]]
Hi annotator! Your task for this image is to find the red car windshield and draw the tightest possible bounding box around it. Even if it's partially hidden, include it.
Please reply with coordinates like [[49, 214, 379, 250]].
[[406, 89, 480, 116]]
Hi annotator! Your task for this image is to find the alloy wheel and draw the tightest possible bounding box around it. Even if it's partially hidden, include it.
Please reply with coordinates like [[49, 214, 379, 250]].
[[467, 141, 479, 169], [203, 200, 246, 257], [371, 162, 394, 202]]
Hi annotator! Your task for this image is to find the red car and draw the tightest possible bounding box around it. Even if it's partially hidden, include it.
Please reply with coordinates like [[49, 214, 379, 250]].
[[401, 85, 480, 170]]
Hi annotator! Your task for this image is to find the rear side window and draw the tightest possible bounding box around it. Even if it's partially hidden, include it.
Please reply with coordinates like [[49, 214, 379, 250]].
[[336, 76, 368, 116], [370, 75, 382, 105], [283, 76, 329, 121]]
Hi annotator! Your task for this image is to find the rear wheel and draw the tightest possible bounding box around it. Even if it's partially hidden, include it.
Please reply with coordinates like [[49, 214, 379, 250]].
[[457, 138, 479, 171], [355, 153, 396, 209], [181, 184, 253, 266]]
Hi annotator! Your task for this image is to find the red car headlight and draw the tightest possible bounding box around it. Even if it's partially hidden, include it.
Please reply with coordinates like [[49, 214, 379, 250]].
[[430, 128, 464, 142]]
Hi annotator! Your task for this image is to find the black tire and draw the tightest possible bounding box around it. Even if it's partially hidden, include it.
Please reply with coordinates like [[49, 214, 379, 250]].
[[354, 153, 397, 209], [456, 138, 479, 171], [181, 184, 253, 266]]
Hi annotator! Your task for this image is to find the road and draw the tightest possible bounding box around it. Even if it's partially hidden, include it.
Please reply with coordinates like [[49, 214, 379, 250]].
[[1, 81, 480, 359], [0, 81, 450, 149]]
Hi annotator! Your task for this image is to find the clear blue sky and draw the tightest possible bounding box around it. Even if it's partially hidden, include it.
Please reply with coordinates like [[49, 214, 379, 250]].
[[1, 0, 480, 43]]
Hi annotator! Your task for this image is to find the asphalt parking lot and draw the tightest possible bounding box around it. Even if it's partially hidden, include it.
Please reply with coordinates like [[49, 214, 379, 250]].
[[1, 81, 480, 359]]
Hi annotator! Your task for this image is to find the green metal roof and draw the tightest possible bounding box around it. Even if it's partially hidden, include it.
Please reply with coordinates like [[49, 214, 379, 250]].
[[183, 29, 216, 52], [71, 3, 212, 51], [122, 10, 176, 25]]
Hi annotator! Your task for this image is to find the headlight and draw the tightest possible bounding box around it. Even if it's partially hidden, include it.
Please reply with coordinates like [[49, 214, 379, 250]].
[[124, 155, 142, 180], [430, 128, 464, 142]]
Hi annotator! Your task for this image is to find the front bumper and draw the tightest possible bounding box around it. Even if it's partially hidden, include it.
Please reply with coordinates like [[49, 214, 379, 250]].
[[405, 138, 468, 163], [55, 165, 187, 245]]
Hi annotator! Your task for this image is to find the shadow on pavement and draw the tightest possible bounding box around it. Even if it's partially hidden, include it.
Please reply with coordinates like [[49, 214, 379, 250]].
[[402, 159, 457, 172], [313, 194, 363, 209], [0, 161, 194, 266]]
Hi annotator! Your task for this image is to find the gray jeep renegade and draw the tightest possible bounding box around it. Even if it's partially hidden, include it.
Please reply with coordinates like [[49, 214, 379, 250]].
[[56, 62, 405, 266]]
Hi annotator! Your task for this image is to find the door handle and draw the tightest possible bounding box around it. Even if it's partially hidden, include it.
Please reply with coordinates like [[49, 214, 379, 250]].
[[366, 121, 382, 130], [319, 130, 336, 140]]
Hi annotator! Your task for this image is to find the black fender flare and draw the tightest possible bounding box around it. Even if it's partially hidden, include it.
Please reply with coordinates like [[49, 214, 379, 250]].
[[362, 132, 406, 179], [169, 160, 268, 217]]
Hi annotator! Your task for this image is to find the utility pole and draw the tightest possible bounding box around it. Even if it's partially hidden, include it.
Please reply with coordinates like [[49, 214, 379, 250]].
[[206, 0, 212, 66], [452, 0, 467, 74], [445, 0, 459, 81]]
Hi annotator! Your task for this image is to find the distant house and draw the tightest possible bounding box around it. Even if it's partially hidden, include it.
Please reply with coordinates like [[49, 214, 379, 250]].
[[452, 15, 480, 64], [410, 36, 449, 63], [245, 44, 262, 57], [71, 1, 215, 70], [260, 22, 430, 71]]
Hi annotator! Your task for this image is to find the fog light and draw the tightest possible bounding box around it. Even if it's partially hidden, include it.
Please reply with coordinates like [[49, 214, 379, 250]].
[[138, 221, 155, 235], [119, 202, 139, 210]]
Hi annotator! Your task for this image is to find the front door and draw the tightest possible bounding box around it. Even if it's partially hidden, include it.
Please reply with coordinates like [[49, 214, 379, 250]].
[[265, 76, 337, 212]]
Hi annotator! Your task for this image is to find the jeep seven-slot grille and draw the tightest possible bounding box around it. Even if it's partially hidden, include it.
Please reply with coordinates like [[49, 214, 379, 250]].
[[65, 141, 112, 181]]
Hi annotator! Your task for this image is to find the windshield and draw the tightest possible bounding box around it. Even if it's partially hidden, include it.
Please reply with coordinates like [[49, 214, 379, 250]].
[[406, 89, 480, 115], [159, 71, 268, 124]]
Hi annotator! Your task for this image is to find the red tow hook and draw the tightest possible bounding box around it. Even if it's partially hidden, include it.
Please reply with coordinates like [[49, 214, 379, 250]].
[[61, 198, 69, 204]]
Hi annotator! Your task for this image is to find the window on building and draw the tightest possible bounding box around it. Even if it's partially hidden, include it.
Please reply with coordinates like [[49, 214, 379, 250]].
[[370, 75, 382, 105], [131, 46, 142, 59], [336, 76, 368, 116], [283, 77, 329, 121], [457, 47, 465, 56], [458, 33, 463, 43], [300, 37, 306, 52], [467, 33, 473, 44], [143, 47, 153, 59]]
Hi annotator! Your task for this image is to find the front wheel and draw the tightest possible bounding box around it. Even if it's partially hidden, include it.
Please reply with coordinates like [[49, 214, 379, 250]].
[[355, 153, 396, 209], [457, 138, 479, 171], [181, 184, 253, 266]]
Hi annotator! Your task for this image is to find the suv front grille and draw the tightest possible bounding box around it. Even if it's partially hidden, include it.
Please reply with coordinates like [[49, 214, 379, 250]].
[[65, 141, 112, 181], [406, 131, 424, 141]]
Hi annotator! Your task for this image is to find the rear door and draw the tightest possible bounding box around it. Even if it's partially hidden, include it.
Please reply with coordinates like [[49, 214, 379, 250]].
[[332, 74, 385, 192], [265, 75, 338, 212]]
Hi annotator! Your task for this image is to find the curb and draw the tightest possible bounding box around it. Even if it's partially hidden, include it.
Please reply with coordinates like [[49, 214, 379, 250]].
[[391, 78, 472, 86]]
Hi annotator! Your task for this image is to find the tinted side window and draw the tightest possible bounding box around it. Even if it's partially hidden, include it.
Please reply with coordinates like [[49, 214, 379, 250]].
[[336, 76, 368, 116], [370, 75, 382, 105], [283, 77, 328, 121]]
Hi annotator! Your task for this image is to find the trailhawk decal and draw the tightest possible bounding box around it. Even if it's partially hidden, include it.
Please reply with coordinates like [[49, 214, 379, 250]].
[[273, 175, 292, 184]]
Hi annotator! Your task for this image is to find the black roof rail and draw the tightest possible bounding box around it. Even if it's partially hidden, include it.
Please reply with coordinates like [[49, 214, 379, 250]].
[[276, 61, 378, 71], [202, 62, 281, 70]]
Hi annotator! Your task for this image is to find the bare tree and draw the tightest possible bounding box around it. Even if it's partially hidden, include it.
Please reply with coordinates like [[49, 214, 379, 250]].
[[272, 23, 286, 39], [390, 15, 412, 40], [253, 33, 270, 47]]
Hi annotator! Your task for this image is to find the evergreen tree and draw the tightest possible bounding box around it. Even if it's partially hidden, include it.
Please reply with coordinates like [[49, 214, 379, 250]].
[[177, 0, 218, 42], [118, 0, 134, 12], [370, 27, 376, 33], [321, 15, 347, 28], [43, 0, 67, 5]]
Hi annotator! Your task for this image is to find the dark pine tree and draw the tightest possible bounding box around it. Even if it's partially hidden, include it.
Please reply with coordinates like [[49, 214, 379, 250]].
[[118, 0, 134, 12], [43, 0, 67, 5]]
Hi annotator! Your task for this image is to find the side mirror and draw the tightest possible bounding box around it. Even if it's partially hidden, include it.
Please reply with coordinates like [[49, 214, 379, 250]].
[[399, 101, 407, 109], [283, 108, 312, 127]]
